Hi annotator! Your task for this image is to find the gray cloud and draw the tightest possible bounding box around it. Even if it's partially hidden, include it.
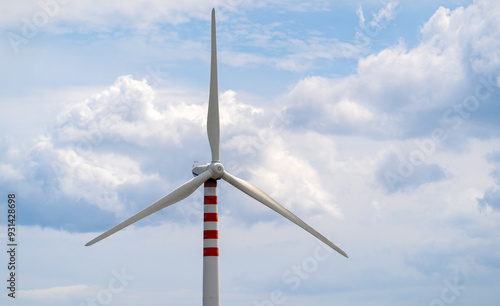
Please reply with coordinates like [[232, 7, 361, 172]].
[[486, 150, 500, 164], [486, 150, 500, 184], [478, 187, 500, 211], [375, 151, 450, 193], [478, 149, 500, 210]]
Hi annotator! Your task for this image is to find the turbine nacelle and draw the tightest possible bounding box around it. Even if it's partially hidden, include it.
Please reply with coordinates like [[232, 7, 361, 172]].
[[192, 162, 225, 180], [192, 163, 210, 177]]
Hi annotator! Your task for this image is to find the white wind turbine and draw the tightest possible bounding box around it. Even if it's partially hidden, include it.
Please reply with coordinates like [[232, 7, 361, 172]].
[[86, 8, 348, 306]]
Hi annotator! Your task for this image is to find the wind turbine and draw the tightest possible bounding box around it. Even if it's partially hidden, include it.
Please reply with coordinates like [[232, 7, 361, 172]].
[[86, 8, 348, 306]]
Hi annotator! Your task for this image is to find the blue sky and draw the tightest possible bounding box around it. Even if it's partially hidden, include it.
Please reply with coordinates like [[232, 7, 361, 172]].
[[1, 0, 500, 305]]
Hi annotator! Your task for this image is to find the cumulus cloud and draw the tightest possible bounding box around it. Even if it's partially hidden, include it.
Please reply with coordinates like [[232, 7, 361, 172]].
[[279, 1, 500, 144], [221, 122, 344, 223], [30, 76, 193, 214], [281, 76, 392, 136], [52, 76, 262, 151], [53, 75, 205, 147], [219, 90, 264, 130], [0, 74, 273, 229], [249, 135, 342, 218], [421, 1, 500, 76]]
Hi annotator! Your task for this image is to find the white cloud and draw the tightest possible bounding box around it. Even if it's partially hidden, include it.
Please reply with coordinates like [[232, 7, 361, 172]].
[[420, 1, 500, 76], [19, 285, 98, 301], [356, 4, 366, 29], [52, 76, 264, 149], [0, 162, 24, 181], [369, 1, 400, 29], [53, 75, 205, 147], [1, 0, 212, 31], [281, 76, 391, 136], [280, 1, 500, 141], [220, 50, 268, 67], [327, 99, 375, 124], [248, 134, 342, 218], [54, 148, 160, 213], [217, 15, 361, 71], [0, 0, 334, 33], [222, 36, 357, 72], [356, 41, 466, 112], [19, 75, 271, 216], [219, 89, 264, 129]]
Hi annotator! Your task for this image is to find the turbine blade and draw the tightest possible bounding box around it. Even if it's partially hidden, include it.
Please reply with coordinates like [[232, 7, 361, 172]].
[[207, 8, 220, 162], [222, 172, 348, 258], [86, 170, 213, 246]]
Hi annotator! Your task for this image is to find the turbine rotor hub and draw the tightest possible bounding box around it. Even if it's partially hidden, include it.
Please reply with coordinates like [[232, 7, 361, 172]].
[[208, 162, 225, 179]]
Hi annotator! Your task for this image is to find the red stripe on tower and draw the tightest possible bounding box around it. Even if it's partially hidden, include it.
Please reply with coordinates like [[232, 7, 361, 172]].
[[204, 196, 217, 204], [204, 247, 219, 257], [204, 230, 219, 239], [205, 179, 217, 188], [204, 213, 218, 222]]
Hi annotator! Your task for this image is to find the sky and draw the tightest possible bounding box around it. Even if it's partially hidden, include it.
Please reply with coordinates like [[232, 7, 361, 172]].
[[1, 0, 499, 305]]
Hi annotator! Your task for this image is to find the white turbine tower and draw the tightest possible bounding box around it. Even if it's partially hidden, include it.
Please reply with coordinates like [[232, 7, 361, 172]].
[[86, 8, 348, 306]]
